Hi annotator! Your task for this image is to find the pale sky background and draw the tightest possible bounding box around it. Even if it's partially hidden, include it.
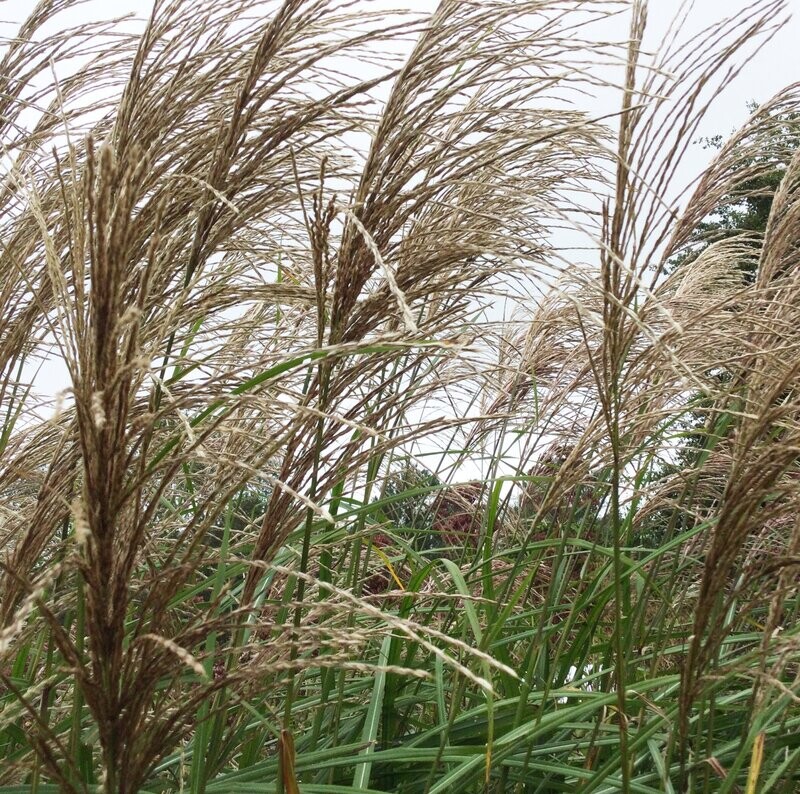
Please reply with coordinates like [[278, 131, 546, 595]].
[[635, 0, 799, 135], [2, 0, 797, 213], [1, 0, 798, 415], [2, 0, 798, 133], [2, 0, 796, 231]]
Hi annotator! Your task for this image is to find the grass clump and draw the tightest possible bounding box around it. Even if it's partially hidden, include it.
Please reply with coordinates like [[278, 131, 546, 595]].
[[1, 1, 799, 792]]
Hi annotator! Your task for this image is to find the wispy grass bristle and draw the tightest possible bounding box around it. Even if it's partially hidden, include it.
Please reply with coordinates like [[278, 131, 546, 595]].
[[1, 1, 799, 792]]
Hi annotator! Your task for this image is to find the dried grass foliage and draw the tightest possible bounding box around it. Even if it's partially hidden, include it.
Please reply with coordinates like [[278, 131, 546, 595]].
[[0, 0, 799, 789]]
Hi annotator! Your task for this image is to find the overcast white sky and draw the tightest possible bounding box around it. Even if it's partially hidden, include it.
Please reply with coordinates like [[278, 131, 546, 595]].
[[2, 0, 798, 409], [645, 0, 799, 132], [2, 0, 797, 170]]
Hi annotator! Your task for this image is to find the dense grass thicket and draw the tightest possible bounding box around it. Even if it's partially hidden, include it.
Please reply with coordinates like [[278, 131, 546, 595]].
[[1, 0, 799, 791]]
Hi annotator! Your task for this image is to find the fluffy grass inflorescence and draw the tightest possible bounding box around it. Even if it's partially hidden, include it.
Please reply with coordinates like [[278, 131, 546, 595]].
[[0, 1, 799, 792]]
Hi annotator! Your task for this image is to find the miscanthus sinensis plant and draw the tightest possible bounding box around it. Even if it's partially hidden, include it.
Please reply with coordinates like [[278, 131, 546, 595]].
[[1, 1, 799, 792]]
